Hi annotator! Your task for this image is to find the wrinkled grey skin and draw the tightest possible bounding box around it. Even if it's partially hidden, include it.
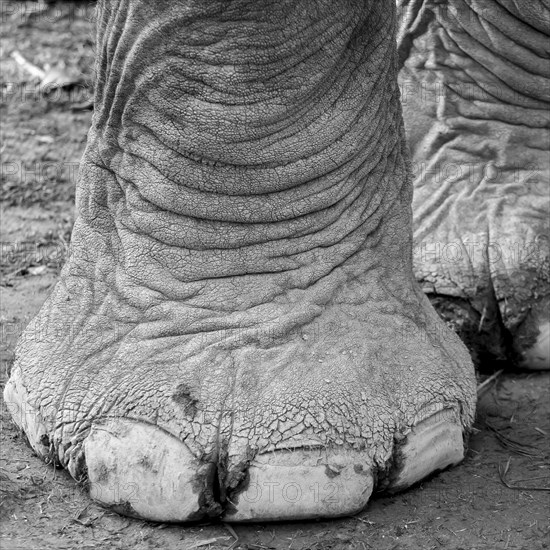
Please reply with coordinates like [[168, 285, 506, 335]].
[[397, 0, 550, 367], [10, 0, 549, 523]]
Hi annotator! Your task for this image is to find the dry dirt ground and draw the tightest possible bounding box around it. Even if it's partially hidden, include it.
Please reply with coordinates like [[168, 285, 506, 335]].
[[1, 3, 549, 549]]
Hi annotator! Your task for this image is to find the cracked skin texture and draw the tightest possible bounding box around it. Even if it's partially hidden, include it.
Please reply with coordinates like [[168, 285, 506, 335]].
[[4, 0, 476, 521], [397, 0, 550, 366]]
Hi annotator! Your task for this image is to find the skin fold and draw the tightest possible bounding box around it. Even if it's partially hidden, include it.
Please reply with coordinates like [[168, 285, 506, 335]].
[[5, 0, 481, 522]]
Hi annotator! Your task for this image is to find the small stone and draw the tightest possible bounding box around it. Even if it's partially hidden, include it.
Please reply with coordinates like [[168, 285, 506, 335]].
[[28, 265, 47, 276]]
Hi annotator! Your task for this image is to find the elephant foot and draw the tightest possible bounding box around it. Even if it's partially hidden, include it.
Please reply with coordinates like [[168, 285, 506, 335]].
[[4, 266, 476, 522], [2, 0, 480, 523], [398, 0, 549, 370], [79, 408, 465, 522], [422, 281, 549, 372], [522, 325, 549, 370], [515, 305, 550, 370]]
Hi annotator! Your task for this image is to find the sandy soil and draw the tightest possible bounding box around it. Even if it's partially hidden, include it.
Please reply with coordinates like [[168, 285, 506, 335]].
[[1, 3, 549, 549]]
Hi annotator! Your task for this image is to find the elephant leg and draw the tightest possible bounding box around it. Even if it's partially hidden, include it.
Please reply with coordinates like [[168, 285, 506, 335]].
[[398, 0, 549, 369], [4, 0, 476, 522]]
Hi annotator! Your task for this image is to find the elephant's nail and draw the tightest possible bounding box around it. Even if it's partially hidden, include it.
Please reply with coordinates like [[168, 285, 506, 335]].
[[84, 419, 213, 522], [223, 449, 373, 522], [386, 408, 464, 492]]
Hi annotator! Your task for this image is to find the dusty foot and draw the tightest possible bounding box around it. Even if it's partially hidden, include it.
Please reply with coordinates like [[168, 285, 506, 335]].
[[4, 259, 476, 521]]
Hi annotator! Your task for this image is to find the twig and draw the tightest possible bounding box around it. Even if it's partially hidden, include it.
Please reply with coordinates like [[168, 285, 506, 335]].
[[352, 516, 375, 525], [479, 418, 540, 457], [498, 458, 550, 492], [477, 304, 487, 332], [188, 539, 223, 550], [73, 503, 90, 520], [11, 51, 45, 80], [477, 369, 503, 395], [224, 522, 240, 549], [509, 475, 550, 483]]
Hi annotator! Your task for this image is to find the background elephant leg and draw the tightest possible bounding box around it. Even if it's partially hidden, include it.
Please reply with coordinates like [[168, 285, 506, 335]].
[[397, 0, 550, 369]]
